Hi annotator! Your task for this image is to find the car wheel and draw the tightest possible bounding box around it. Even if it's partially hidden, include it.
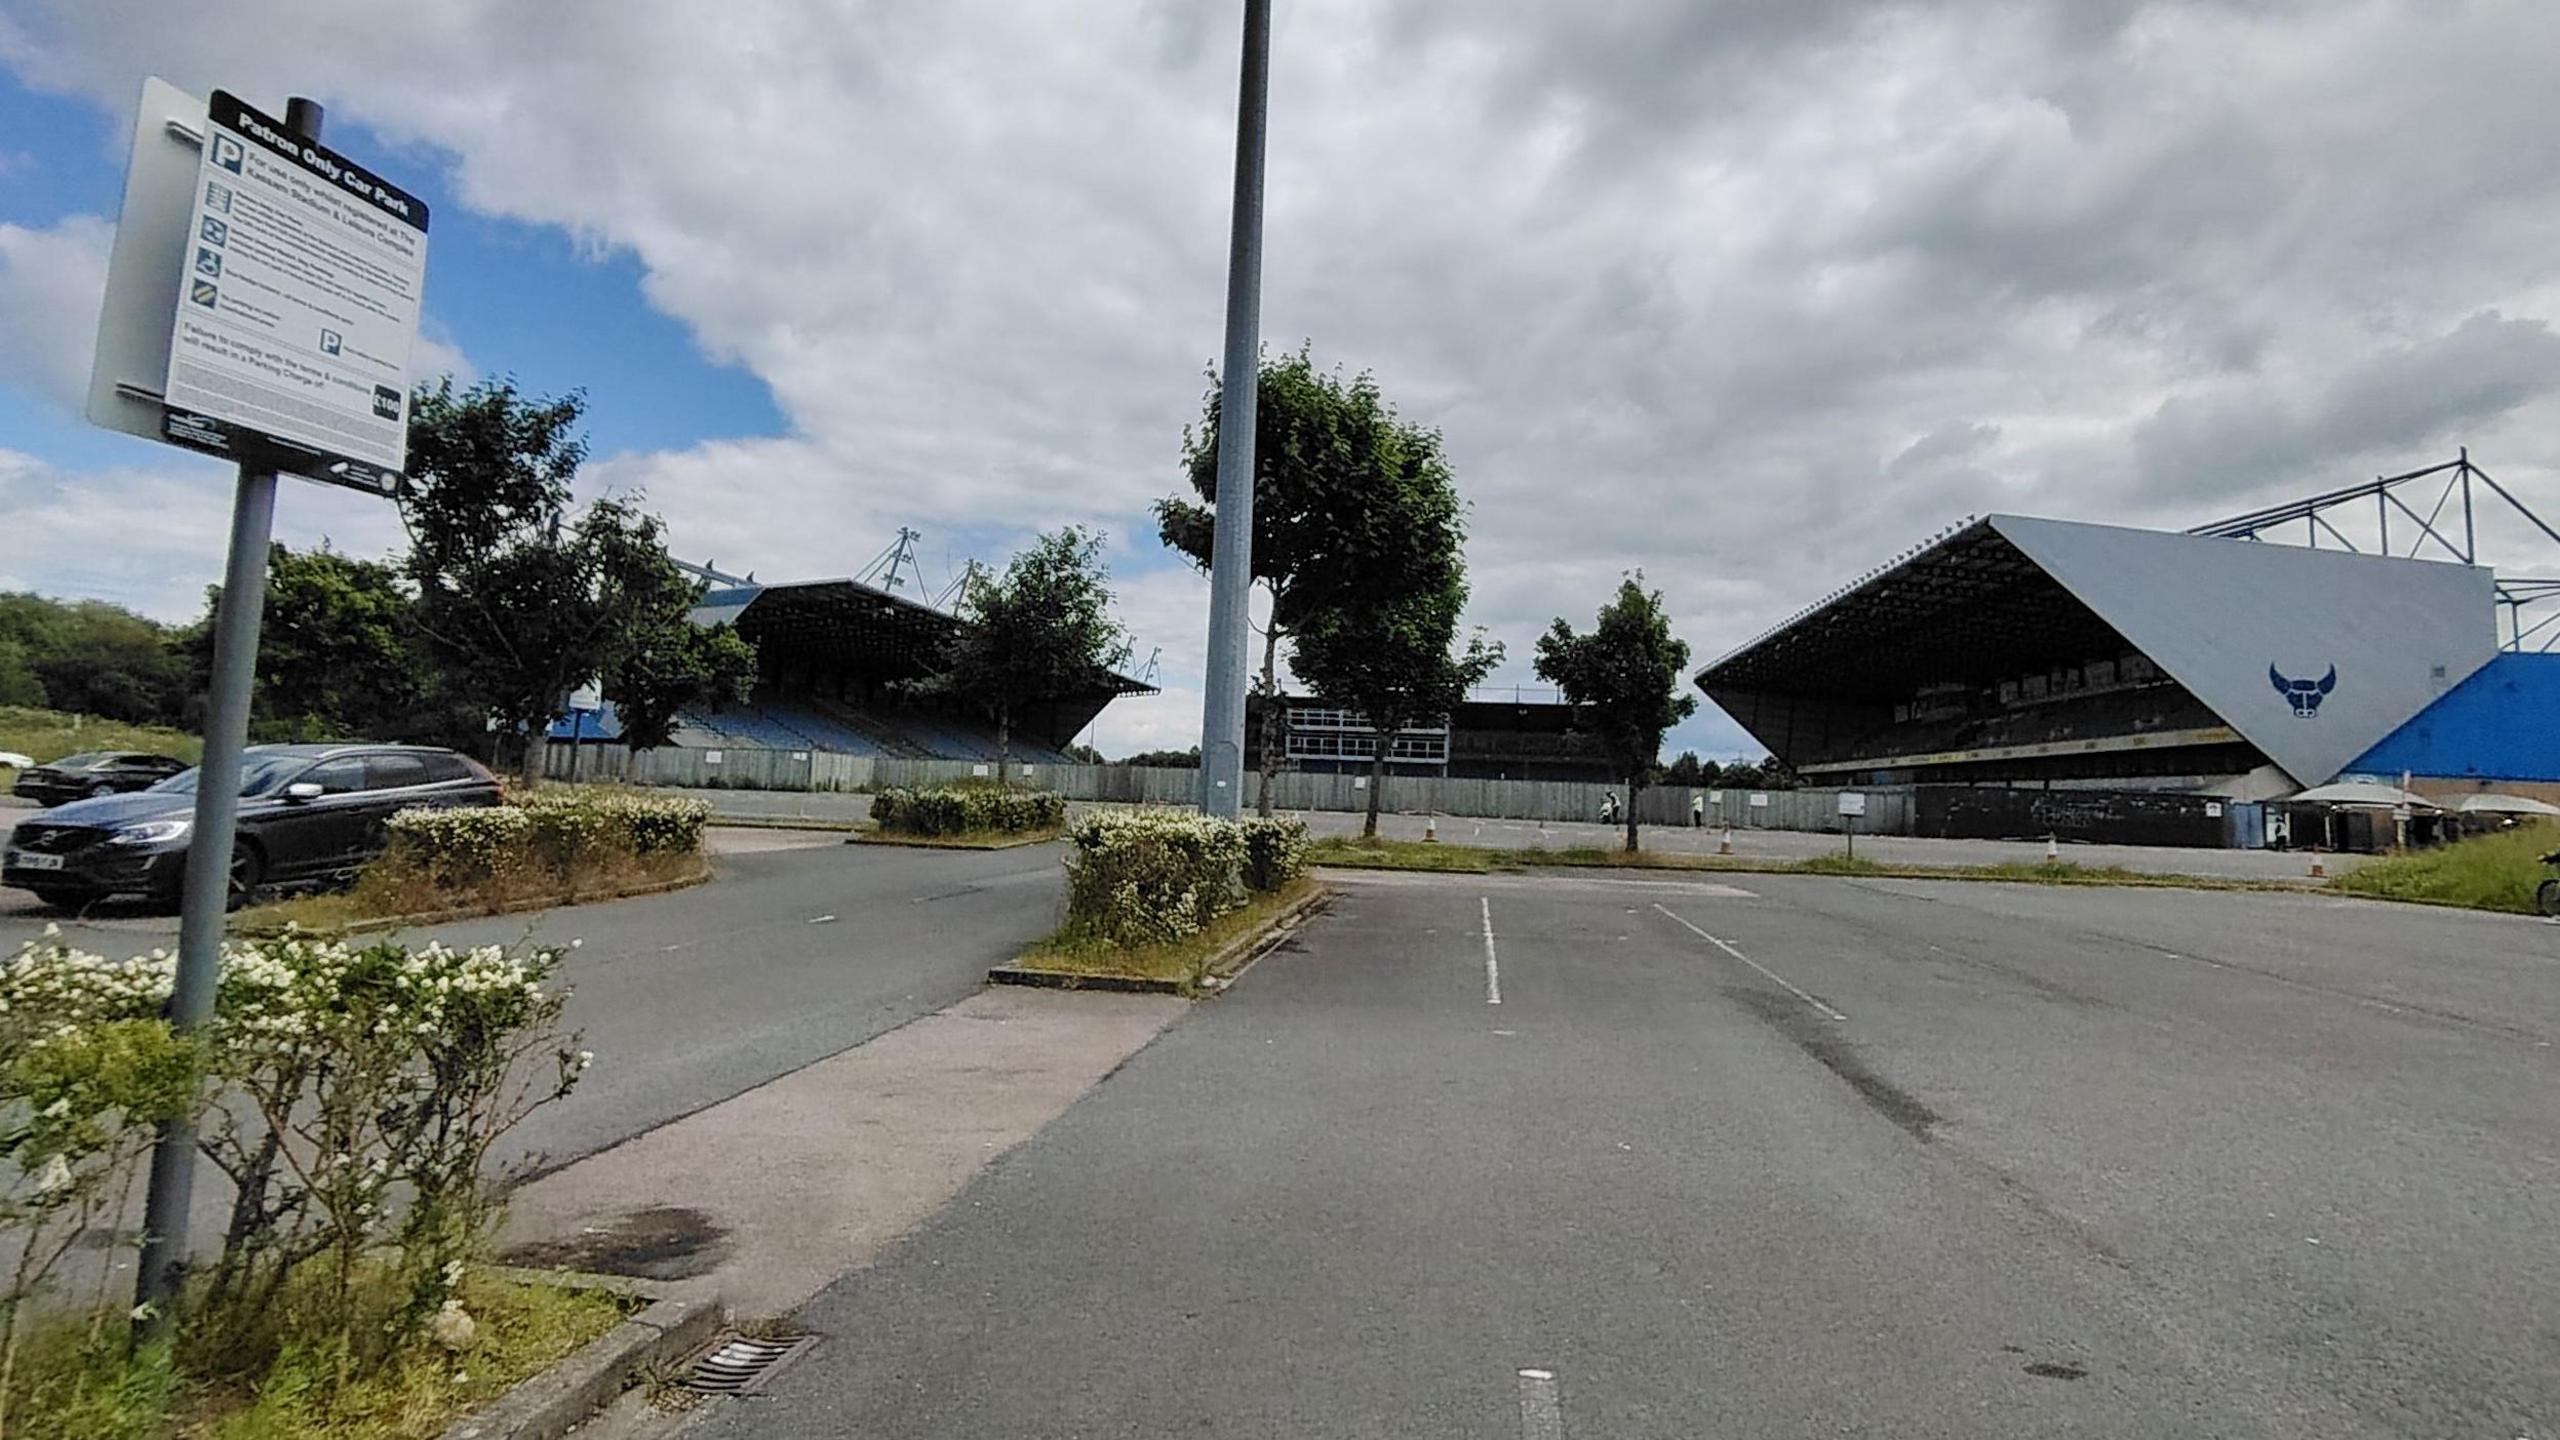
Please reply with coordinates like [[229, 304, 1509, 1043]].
[[226, 843, 265, 912], [86, 781, 116, 799], [2539, 878, 2560, 919], [27, 886, 99, 913]]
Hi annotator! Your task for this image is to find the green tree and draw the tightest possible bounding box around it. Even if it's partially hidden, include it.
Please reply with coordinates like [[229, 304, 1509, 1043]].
[[400, 379, 754, 781], [0, 593, 186, 723], [1157, 346, 1466, 815], [1293, 586, 1501, 839], [1535, 574, 1698, 852], [184, 543, 435, 742], [922, 527, 1131, 783], [605, 608, 757, 752], [0, 635, 43, 708]]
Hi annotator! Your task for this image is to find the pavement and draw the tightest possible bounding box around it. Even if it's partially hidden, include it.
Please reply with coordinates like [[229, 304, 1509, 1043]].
[[681, 869, 2560, 1439], [501, 985, 1186, 1318]]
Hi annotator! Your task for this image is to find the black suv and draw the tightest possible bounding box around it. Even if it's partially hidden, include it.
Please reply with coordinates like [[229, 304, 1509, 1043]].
[[2, 743, 501, 911], [11, 751, 191, 806]]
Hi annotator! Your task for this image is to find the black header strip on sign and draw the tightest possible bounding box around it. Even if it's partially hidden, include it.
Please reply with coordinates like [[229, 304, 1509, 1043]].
[[209, 89, 431, 232]]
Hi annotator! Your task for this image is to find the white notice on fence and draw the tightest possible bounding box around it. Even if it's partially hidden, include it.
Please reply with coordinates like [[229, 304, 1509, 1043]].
[[703, 750, 723, 765], [161, 90, 428, 487], [1837, 792, 1867, 818], [1749, 792, 1770, 809], [973, 764, 991, 777]]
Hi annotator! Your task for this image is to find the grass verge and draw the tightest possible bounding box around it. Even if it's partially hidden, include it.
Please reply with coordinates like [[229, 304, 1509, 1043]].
[[1311, 836, 2297, 893], [7, 1271, 628, 1440], [1010, 876, 1323, 988], [0, 705, 201, 776], [2332, 821, 2557, 914], [233, 851, 711, 937], [1304, 837, 1498, 873], [851, 824, 1065, 850]]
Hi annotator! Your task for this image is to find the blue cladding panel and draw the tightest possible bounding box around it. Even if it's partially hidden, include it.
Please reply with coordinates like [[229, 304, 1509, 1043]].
[[2346, 654, 2560, 782]]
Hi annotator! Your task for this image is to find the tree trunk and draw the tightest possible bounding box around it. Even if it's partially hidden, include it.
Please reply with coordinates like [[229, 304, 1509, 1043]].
[[995, 705, 1012, 785], [1255, 627, 1281, 818], [1364, 732, 1389, 839], [518, 724, 544, 789], [1625, 768, 1642, 852]]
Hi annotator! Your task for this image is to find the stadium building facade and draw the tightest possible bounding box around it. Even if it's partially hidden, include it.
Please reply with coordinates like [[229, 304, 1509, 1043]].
[[1696, 481, 2559, 804], [556, 573, 1155, 763]]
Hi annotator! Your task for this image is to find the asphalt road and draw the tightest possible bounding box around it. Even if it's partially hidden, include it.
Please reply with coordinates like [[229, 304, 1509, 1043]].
[[696, 870, 2560, 1438], [413, 787, 2357, 881], [2, 825, 1068, 1173]]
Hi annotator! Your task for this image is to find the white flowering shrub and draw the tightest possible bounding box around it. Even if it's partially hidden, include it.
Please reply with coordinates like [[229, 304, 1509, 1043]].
[[872, 785, 1066, 837], [0, 926, 587, 1372], [380, 787, 711, 895], [0, 929, 197, 1368], [1062, 809, 1248, 947], [1240, 817, 1311, 893]]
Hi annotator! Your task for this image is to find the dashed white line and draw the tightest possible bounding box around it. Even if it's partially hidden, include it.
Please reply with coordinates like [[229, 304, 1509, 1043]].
[[1481, 896, 1503, 1005], [1652, 902, 1847, 1022], [1517, 1368, 1564, 1439]]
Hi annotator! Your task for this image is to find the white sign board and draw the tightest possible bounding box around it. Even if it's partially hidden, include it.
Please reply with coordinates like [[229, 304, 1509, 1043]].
[[2204, 801, 2225, 818], [1836, 792, 1868, 818], [1707, 790, 1723, 803], [156, 89, 429, 493], [89, 79, 208, 446], [1748, 792, 1771, 809], [565, 681, 604, 713]]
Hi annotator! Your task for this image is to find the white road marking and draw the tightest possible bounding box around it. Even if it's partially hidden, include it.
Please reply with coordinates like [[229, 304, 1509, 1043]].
[[1481, 896, 1502, 1005], [808, 914, 838, 924], [1518, 1368, 1564, 1439], [1652, 903, 1847, 1022]]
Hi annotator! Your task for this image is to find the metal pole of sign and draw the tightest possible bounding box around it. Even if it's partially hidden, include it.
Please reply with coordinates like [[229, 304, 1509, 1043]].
[[1196, 0, 1271, 819], [133, 94, 323, 1336]]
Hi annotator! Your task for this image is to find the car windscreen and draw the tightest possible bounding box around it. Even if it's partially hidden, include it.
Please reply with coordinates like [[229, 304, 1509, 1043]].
[[47, 752, 109, 770], [151, 755, 309, 798]]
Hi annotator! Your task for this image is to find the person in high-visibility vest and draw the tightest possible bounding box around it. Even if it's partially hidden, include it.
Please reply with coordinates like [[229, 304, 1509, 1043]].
[[1691, 792, 1705, 828]]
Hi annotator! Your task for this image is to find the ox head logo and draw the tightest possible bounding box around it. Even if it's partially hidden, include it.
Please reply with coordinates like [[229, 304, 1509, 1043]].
[[2269, 662, 2337, 718]]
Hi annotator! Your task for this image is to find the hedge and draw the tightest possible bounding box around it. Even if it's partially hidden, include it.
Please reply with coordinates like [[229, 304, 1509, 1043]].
[[1060, 810, 1307, 949], [383, 788, 711, 886], [1241, 816, 1311, 893], [872, 784, 1067, 837]]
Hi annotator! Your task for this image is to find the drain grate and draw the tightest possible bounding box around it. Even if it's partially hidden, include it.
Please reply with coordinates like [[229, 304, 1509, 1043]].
[[680, 1332, 818, 1395]]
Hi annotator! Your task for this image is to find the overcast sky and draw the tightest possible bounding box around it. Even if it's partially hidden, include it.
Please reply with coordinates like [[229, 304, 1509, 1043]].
[[4, 1, 2558, 758]]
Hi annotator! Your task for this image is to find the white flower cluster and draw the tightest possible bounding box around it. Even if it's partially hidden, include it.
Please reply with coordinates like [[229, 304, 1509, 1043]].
[[2, 924, 178, 1026]]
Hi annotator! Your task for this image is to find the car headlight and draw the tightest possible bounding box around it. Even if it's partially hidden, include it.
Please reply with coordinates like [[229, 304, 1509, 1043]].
[[109, 819, 192, 845]]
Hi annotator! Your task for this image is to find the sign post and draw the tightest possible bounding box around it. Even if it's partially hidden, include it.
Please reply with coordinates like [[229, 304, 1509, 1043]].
[[94, 83, 430, 1334], [1837, 790, 1868, 861]]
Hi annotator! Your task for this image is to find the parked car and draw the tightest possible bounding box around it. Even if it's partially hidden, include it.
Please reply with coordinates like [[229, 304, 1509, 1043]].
[[1, 743, 502, 911], [11, 751, 192, 806]]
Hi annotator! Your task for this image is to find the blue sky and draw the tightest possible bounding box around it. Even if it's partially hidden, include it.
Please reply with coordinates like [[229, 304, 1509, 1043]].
[[7, 3, 2559, 763]]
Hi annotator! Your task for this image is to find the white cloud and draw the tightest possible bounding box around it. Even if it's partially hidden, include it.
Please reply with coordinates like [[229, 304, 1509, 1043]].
[[0, 446, 407, 621], [6, 0, 2560, 760], [0, 214, 111, 410]]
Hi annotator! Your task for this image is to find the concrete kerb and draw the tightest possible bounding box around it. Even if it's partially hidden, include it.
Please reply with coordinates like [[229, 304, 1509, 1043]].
[[236, 862, 715, 940], [846, 828, 1062, 851], [988, 882, 1335, 996], [440, 1268, 724, 1440]]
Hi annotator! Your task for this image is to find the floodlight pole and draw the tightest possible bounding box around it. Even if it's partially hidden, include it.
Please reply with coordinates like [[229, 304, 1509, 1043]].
[[133, 95, 322, 1336], [1197, 0, 1270, 819]]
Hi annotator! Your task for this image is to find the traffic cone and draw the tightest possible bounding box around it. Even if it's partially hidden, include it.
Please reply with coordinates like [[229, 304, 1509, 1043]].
[[2045, 833, 2060, 863], [2309, 856, 2327, 879], [1718, 827, 1734, 856], [1424, 816, 1438, 844]]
